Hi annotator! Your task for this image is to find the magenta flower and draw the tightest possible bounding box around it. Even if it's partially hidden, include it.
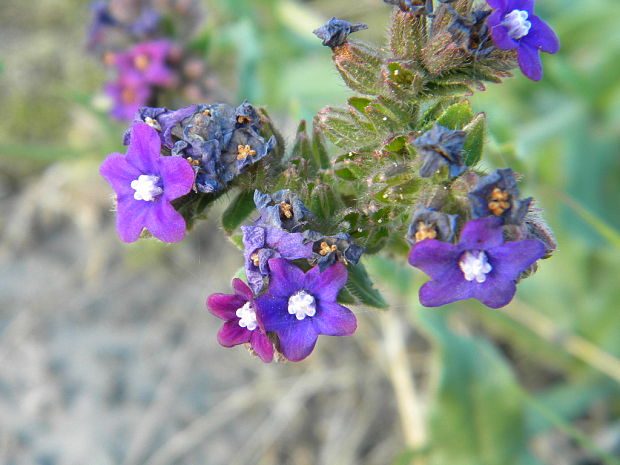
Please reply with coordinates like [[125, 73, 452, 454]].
[[409, 217, 545, 308], [207, 279, 274, 363], [105, 74, 151, 121], [486, 0, 560, 81], [114, 39, 176, 87], [99, 122, 195, 243], [254, 259, 356, 362]]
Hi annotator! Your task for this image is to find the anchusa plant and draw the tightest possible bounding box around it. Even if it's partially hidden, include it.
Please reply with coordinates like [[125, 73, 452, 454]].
[[100, 0, 559, 362], [87, 0, 214, 121]]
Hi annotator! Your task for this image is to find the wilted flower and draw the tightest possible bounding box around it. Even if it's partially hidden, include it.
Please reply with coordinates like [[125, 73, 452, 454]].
[[413, 124, 466, 178], [99, 122, 194, 242], [304, 231, 365, 271], [406, 208, 458, 244], [254, 190, 312, 232], [313, 18, 368, 49], [409, 217, 545, 308], [486, 0, 560, 81], [242, 225, 313, 295], [254, 259, 356, 362], [207, 278, 274, 363], [447, 8, 493, 55], [468, 168, 532, 224], [128, 104, 198, 148]]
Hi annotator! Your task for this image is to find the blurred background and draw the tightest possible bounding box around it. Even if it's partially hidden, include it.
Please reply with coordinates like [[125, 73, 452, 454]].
[[1, 0, 619, 464]]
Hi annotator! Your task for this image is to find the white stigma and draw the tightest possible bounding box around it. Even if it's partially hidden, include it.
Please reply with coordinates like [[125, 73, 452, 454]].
[[131, 175, 163, 201], [236, 302, 258, 331], [459, 250, 493, 283], [288, 291, 316, 321], [502, 9, 532, 40]]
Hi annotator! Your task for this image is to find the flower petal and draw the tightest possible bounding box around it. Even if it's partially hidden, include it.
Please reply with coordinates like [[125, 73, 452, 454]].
[[250, 331, 274, 363], [276, 319, 318, 362], [490, 22, 519, 50], [304, 262, 348, 303], [458, 217, 504, 250], [232, 278, 254, 301], [488, 239, 546, 281], [472, 276, 517, 309], [144, 200, 187, 243], [265, 258, 305, 298], [116, 197, 149, 243], [99, 152, 142, 198], [254, 294, 289, 332], [207, 293, 245, 320], [409, 239, 460, 281], [485, 0, 507, 9], [126, 123, 162, 174], [418, 267, 475, 307], [264, 228, 313, 260], [517, 43, 543, 81], [523, 15, 560, 54], [313, 301, 356, 336], [217, 320, 251, 347], [507, 0, 533, 13], [157, 156, 194, 200]]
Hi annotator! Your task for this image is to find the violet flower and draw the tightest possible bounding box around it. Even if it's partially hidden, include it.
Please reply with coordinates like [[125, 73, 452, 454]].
[[409, 217, 545, 308], [242, 225, 314, 295], [99, 122, 195, 242], [468, 168, 532, 224], [486, 0, 560, 81], [105, 74, 151, 122], [207, 278, 274, 363], [114, 40, 175, 87], [254, 259, 356, 362], [313, 18, 368, 49], [254, 189, 312, 232], [413, 124, 466, 179]]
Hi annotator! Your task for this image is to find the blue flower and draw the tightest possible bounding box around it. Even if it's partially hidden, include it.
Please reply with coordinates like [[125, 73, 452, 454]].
[[468, 168, 532, 224], [303, 231, 365, 272], [254, 190, 313, 232], [486, 0, 560, 81], [313, 18, 368, 49], [413, 124, 466, 178], [254, 259, 356, 362], [409, 217, 545, 308]]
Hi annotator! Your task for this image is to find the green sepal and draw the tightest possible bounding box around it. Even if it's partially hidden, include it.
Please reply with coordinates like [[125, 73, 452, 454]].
[[388, 9, 426, 62], [345, 262, 388, 309], [332, 40, 384, 96], [229, 233, 244, 251], [221, 189, 256, 234], [463, 112, 486, 166], [173, 191, 224, 231], [435, 100, 475, 130]]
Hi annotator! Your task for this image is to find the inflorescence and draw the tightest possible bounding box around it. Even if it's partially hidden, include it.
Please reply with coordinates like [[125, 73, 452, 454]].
[[100, 0, 559, 362]]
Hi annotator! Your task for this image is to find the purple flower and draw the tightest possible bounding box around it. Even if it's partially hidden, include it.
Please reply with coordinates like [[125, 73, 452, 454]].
[[313, 18, 368, 49], [413, 124, 467, 179], [105, 74, 151, 121], [99, 122, 195, 242], [242, 225, 314, 294], [254, 189, 312, 232], [486, 0, 560, 81], [254, 259, 356, 362], [114, 40, 175, 87], [207, 278, 274, 363], [468, 168, 532, 224], [408, 217, 545, 308]]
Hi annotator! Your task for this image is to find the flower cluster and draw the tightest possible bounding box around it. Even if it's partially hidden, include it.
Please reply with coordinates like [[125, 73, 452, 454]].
[[208, 190, 363, 362], [87, 0, 213, 121], [99, 0, 560, 363]]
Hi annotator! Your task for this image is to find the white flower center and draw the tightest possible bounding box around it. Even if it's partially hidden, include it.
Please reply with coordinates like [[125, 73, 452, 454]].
[[288, 291, 316, 321], [236, 302, 258, 331], [459, 250, 493, 283], [131, 174, 163, 201], [502, 9, 532, 40]]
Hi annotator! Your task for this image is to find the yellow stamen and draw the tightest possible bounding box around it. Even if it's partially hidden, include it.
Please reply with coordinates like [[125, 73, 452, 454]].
[[279, 202, 293, 219], [237, 115, 252, 124], [236, 145, 256, 160], [415, 222, 437, 242], [318, 242, 338, 256], [251, 253, 260, 266], [488, 187, 511, 216], [134, 54, 150, 71]]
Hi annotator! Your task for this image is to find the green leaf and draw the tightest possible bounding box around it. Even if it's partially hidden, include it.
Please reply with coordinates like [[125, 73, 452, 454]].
[[463, 112, 486, 166], [222, 190, 256, 234], [435, 100, 475, 130], [345, 262, 388, 309], [417, 311, 531, 465]]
